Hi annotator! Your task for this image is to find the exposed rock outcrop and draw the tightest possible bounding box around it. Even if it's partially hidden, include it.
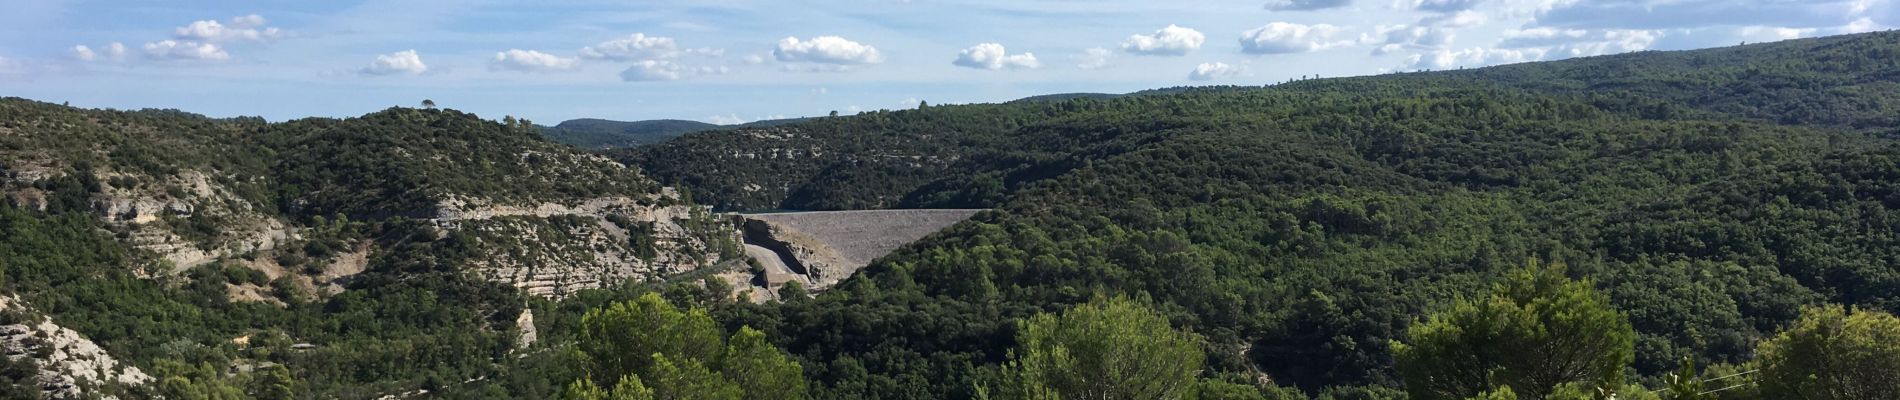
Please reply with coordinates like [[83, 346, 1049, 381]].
[[0, 296, 150, 399], [434, 195, 737, 298]]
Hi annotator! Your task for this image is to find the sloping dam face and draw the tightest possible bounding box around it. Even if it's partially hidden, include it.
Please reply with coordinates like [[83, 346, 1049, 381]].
[[740, 209, 984, 292]]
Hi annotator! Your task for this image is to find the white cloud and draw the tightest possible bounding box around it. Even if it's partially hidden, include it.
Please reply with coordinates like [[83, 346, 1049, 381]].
[[1498, 28, 1660, 59], [1531, 0, 1855, 31], [1122, 25, 1206, 56], [1240, 22, 1346, 54], [744, 53, 767, 64], [621, 60, 727, 82], [1075, 47, 1112, 70], [1411, 0, 1483, 13], [71, 42, 126, 62], [1189, 62, 1246, 80], [490, 49, 578, 72], [774, 36, 884, 65], [1420, 10, 1488, 27], [1739, 26, 1814, 40], [580, 33, 702, 61], [953, 43, 1041, 70], [1838, 17, 1883, 34], [1364, 25, 1455, 55], [360, 50, 427, 76], [174, 14, 281, 43], [1406, 47, 1545, 70], [706, 113, 786, 125], [1264, 0, 1351, 11], [143, 40, 229, 61]]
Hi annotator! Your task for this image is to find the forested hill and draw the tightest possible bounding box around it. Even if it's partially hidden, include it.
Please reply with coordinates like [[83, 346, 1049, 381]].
[[622, 31, 1900, 212], [0, 102, 736, 398], [541, 116, 816, 150], [620, 31, 1900, 399], [541, 118, 718, 149]]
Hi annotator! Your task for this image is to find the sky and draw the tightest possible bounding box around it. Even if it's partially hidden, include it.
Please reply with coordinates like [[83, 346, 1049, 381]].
[[0, 0, 1893, 124]]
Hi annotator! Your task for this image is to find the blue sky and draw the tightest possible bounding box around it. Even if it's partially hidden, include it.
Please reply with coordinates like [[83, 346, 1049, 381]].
[[0, 0, 1892, 124]]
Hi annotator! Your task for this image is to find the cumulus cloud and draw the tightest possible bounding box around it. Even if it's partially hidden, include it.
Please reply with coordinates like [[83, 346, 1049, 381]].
[[71, 42, 127, 62], [1411, 0, 1484, 13], [1264, 0, 1351, 11], [621, 60, 728, 81], [174, 14, 281, 43], [1498, 28, 1660, 59], [1533, 0, 1859, 31], [774, 36, 884, 65], [361, 50, 427, 76], [1406, 47, 1545, 70], [1420, 10, 1488, 27], [953, 43, 1041, 70], [580, 33, 712, 61], [1122, 25, 1206, 56], [1364, 25, 1456, 55], [1241, 22, 1347, 54], [706, 113, 788, 125], [490, 49, 578, 72], [1075, 47, 1112, 70], [1189, 62, 1246, 81], [143, 40, 229, 61]]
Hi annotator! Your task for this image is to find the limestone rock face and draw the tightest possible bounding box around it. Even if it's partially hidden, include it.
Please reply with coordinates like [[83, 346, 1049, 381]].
[[0, 296, 151, 399], [433, 195, 738, 298]]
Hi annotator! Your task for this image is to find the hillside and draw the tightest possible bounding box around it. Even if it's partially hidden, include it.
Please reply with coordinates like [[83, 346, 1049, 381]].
[[619, 31, 1900, 398], [541, 118, 719, 149], [0, 102, 739, 397], [542, 117, 817, 150], [6, 30, 1900, 400]]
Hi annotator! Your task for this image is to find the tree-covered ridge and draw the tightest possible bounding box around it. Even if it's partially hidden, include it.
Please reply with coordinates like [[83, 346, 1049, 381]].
[[542, 118, 720, 150], [627, 31, 1900, 214], [0, 100, 738, 398], [266, 108, 664, 219], [625, 31, 1900, 399]]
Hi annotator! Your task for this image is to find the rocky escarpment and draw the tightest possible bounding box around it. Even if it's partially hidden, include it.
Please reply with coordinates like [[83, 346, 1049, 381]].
[[0, 296, 150, 399], [434, 195, 738, 298], [726, 209, 982, 301]]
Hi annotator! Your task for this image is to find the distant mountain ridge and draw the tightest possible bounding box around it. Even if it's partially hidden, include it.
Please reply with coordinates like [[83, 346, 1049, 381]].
[[541, 116, 813, 149]]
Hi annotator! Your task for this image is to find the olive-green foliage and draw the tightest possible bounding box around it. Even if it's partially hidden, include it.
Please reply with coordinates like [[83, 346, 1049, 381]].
[[573, 293, 805, 400], [650, 31, 1900, 400], [998, 296, 1204, 400], [1393, 261, 1635, 400], [1756, 305, 1900, 400], [1659, 359, 1712, 400]]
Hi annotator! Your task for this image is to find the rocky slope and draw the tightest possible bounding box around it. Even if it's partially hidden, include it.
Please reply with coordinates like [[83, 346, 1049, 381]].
[[0, 296, 149, 399], [0, 100, 740, 394]]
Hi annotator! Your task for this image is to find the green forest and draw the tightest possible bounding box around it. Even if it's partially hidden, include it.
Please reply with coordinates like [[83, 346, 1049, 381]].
[[4, 30, 1900, 399]]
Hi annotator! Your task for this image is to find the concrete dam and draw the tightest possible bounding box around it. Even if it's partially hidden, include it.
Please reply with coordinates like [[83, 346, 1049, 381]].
[[724, 209, 984, 301]]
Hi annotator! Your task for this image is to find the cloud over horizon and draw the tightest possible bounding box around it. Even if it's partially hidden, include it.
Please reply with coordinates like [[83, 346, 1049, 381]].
[[953, 43, 1041, 70]]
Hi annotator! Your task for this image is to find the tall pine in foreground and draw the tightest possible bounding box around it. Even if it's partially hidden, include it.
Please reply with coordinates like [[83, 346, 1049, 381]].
[[995, 296, 1205, 400], [566, 293, 806, 400]]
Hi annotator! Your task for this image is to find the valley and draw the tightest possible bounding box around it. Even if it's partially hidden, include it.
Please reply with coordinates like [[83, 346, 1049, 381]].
[[5, 29, 1900, 400]]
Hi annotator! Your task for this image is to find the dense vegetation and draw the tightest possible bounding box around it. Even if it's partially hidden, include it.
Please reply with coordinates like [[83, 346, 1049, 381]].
[[0, 101, 719, 398], [7, 30, 1900, 400], [542, 119, 720, 150], [625, 31, 1900, 399], [542, 117, 816, 150]]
